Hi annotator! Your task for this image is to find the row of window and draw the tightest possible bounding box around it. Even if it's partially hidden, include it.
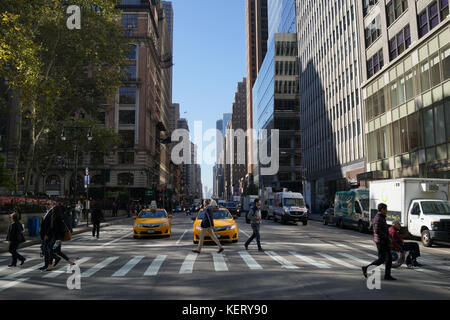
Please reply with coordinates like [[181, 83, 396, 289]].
[[389, 25, 411, 61], [367, 50, 384, 78], [367, 100, 450, 163], [274, 80, 299, 95], [274, 60, 298, 76], [418, 0, 448, 38], [275, 41, 298, 57], [365, 42, 450, 121], [386, 0, 408, 27]]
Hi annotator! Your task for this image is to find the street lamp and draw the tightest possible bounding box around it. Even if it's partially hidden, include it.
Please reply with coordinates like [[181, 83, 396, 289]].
[[60, 123, 93, 208]]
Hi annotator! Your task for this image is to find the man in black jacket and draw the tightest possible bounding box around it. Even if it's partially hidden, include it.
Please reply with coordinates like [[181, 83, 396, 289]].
[[192, 199, 224, 254], [91, 206, 104, 239], [6, 212, 26, 267], [39, 201, 55, 271], [362, 203, 396, 281]]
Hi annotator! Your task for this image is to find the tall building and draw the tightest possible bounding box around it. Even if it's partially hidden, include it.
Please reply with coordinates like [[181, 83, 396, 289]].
[[231, 78, 248, 196], [222, 113, 232, 135], [296, 0, 366, 210], [215, 119, 224, 199], [246, 0, 269, 178], [169, 103, 180, 133], [224, 118, 233, 200], [253, 0, 301, 192], [356, 0, 450, 181]]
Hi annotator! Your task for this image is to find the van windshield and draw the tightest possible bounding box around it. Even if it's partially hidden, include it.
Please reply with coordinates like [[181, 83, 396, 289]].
[[421, 201, 450, 215], [284, 198, 305, 207]]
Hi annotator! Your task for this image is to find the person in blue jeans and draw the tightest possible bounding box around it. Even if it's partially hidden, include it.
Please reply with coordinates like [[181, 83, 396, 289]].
[[245, 199, 264, 252]]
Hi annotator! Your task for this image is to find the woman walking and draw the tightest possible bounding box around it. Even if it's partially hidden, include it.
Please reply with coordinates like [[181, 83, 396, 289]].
[[6, 212, 26, 267], [50, 205, 75, 269]]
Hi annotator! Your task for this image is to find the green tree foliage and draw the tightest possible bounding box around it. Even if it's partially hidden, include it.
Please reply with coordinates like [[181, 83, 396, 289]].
[[0, 153, 14, 191], [0, 0, 129, 193]]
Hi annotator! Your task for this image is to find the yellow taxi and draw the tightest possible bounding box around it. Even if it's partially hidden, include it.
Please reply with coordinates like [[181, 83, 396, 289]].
[[133, 208, 171, 239], [192, 207, 238, 244]]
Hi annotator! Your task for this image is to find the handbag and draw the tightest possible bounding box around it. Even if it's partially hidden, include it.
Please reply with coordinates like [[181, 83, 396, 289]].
[[62, 221, 72, 242]]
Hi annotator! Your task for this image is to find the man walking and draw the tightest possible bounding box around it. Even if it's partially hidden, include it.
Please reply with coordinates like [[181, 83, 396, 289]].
[[192, 199, 224, 254], [39, 201, 55, 271], [91, 206, 104, 239], [362, 203, 396, 280], [245, 198, 264, 252]]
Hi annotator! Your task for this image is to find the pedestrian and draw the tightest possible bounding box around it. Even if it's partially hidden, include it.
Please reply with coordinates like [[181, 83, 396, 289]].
[[389, 220, 421, 268], [75, 200, 83, 223], [362, 203, 396, 280], [6, 212, 26, 267], [244, 198, 264, 252], [192, 199, 224, 254], [39, 201, 56, 271], [91, 206, 104, 239], [50, 205, 75, 268]]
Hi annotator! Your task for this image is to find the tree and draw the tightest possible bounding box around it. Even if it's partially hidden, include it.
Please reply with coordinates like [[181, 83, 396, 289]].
[[0, 153, 14, 191], [0, 0, 129, 193]]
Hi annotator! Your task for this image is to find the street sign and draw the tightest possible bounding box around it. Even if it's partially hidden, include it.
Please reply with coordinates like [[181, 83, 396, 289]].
[[84, 175, 90, 185]]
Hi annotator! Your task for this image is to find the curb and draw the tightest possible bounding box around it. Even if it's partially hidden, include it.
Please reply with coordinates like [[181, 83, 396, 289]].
[[0, 216, 132, 254]]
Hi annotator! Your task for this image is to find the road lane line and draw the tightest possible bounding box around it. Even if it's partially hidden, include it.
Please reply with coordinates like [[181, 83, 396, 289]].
[[338, 253, 371, 265], [212, 252, 228, 272], [112, 256, 144, 277], [238, 251, 263, 270], [3, 262, 43, 280], [265, 251, 299, 269], [144, 255, 167, 276], [43, 257, 92, 279], [317, 253, 359, 269], [179, 253, 198, 274], [101, 232, 133, 247], [289, 251, 331, 269], [81, 257, 119, 278], [0, 278, 29, 293], [240, 230, 251, 237], [176, 229, 189, 245]]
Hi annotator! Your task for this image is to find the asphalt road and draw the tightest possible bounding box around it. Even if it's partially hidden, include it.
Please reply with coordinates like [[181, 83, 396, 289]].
[[1, 212, 449, 300]]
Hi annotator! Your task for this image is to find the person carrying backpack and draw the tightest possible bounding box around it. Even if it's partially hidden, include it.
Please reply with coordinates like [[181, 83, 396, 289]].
[[192, 199, 224, 254], [244, 198, 264, 252]]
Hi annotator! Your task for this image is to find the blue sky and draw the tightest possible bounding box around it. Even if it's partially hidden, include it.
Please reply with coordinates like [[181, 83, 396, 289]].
[[171, 0, 246, 197]]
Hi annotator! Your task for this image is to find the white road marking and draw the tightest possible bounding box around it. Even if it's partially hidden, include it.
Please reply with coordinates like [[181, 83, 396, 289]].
[[176, 229, 189, 245], [265, 251, 299, 269], [289, 251, 331, 269], [239, 251, 263, 270], [43, 257, 92, 279], [0, 258, 37, 273], [3, 262, 43, 280], [0, 259, 6, 263], [212, 252, 228, 272], [338, 253, 371, 265], [179, 252, 198, 274], [144, 255, 167, 276], [81, 257, 119, 278], [101, 232, 133, 247], [317, 253, 359, 269], [0, 278, 29, 293], [112, 256, 144, 277], [240, 230, 251, 237]]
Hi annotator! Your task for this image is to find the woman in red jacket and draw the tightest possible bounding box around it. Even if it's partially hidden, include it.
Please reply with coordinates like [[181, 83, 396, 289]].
[[389, 221, 421, 268]]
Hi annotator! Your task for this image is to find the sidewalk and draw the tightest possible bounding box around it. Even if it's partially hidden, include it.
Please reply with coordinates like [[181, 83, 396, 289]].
[[0, 215, 132, 254], [307, 212, 323, 222]]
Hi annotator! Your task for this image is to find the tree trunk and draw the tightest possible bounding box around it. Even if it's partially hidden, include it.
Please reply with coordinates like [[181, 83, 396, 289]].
[[13, 108, 22, 193], [23, 116, 36, 195]]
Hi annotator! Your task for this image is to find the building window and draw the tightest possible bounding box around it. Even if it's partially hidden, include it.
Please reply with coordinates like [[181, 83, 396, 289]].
[[367, 50, 384, 79], [386, 0, 408, 26], [121, 14, 138, 29], [418, 1, 448, 38], [117, 173, 134, 186], [363, 0, 379, 17], [119, 87, 136, 104], [119, 130, 135, 148], [119, 110, 135, 125], [128, 44, 137, 60], [118, 152, 134, 164], [124, 65, 136, 81], [365, 15, 381, 48], [389, 25, 411, 60]]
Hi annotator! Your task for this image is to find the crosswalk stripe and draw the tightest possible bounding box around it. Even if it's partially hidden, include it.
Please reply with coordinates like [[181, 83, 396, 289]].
[[3, 262, 43, 280], [0, 259, 6, 263], [81, 257, 119, 278], [289, 251, 331, 269], [317, 253, 359, 269], [0, 258, 37, 273], [212, 252, 228, 272], [338, 253, 371, 265], [112, 256, 144, 277], [144, 255, 167, 276], [179, 252, 198, 274], [265, 251, 299, 269], [239, 251, 263, 270], [43, 257, 92, 279], [0, 277, 29, 293]]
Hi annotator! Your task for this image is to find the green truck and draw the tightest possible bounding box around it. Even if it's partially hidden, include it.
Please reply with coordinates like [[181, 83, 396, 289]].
[[334, 189, 370, 233]]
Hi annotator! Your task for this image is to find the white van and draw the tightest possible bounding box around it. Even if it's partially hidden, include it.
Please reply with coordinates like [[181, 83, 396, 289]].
[[369, 178, 450, 247], [273, 191, 308, 225]]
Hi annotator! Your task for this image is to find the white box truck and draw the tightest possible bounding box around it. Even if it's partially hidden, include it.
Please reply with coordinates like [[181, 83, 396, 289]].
[[369, 178, 450, 247]]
